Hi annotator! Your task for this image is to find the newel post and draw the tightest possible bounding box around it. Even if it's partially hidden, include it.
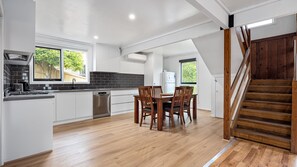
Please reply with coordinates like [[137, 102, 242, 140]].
[[224, 29, 231, 140]]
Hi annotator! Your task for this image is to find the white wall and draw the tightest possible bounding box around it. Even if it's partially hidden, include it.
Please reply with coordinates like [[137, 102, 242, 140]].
[[252, 14, 296, 40], [0, 16, 3, 166], [96, 43, 144, 74], [192, 28, 242, 76], [144, 50, 163, 86], [163, 52, 213, 110]]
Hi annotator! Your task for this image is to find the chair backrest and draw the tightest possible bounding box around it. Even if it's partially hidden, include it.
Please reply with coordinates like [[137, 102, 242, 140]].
[[183, 86, 194, 106], [152, 86, 163, 96], [171, 87, 185, 109], [138, 86, 154, 110]]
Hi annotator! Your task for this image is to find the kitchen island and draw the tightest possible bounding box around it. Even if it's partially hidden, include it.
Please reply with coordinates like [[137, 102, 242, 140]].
[[3, 95, 55, 162]]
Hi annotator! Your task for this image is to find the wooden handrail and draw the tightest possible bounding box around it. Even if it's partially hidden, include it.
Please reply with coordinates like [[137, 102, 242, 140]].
[[235, 27, 246, 56], [241, 27, 249, 48], [230, 63, 251, 118], [230, 48, 251, 96]]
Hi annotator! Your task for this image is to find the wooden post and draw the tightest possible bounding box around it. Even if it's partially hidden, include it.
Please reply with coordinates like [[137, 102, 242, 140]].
[[292, 81, 297, 153], [224, 29, 231, 140], [292, 37, 297, 153]]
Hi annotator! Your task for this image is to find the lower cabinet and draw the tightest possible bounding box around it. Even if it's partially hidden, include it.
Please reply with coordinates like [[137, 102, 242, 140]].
[[76, 92, 93, 118], [111, 89, 137, 115], [56, 93, 76, 121], [3, 98, 54, 162], [55, 92, 93, 123]]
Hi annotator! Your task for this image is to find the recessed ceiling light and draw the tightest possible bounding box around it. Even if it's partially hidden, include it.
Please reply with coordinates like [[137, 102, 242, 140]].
[[247, 19, 274, 29], [129, 14, 136, 20], [93, 35, 99, 39]]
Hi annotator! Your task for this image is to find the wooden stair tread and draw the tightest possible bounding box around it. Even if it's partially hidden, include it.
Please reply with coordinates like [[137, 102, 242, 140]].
[[249, 85, 292, 88], [238, 118, 291, 128], [243, 100, 291, 106], [246, 92, 292, 96], [248, 85, 292, 93], [242, 100, 292, 112], [240, 108, 291, 122], [250, 80, 292, 86], [245, 92, 292, 103], [233, 128, 290, 149], [237, 118, 291, 137]]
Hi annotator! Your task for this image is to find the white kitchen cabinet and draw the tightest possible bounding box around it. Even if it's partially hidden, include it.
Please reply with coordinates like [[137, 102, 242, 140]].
[[3, 0, 35, 53], [111, 89, 137, 115], [3, 98, 54, 162], [55, 92, 93, 123], [75, 92, 93, 118], [56, 93, 76, 121]]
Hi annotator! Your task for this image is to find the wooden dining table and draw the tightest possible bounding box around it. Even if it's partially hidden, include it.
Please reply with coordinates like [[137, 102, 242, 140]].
[[133, 94, 197, 131]]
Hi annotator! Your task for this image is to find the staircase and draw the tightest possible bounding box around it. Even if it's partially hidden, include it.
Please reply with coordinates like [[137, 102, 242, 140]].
[[233, 79, 292, 149]]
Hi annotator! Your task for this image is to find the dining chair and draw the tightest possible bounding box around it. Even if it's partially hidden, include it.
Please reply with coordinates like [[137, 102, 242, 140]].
[[163, 87, 185, 127], [152, 86, 163, 96], [138, 86, 157, 130], [182, 86, 194, 123]]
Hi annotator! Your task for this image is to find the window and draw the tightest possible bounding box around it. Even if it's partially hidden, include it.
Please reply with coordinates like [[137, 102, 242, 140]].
[[34, 47, 62, 81], [247, 19, 274, 29], [33, 46, 88, 83], [180, 58, 197, 84]]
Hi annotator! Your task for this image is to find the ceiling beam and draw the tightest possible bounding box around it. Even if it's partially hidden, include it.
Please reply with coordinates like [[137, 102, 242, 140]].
[[121, 21, 219, 56], [186, 0, 229, 29], [234, 0, 297, 27]]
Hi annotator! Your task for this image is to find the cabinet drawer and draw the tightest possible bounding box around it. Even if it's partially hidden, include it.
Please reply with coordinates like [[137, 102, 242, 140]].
[[111, 95, 134, 104], [111, 102, 134, 113], [111, 89, 138, 96]]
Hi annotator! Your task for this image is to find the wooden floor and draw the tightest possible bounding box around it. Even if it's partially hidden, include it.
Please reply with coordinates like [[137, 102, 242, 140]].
[[4, 110, 228, 167], [210, 139, 297, 167]]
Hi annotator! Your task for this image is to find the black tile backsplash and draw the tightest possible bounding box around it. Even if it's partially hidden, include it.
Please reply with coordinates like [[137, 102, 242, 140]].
[[4, 64, 144, 91], [4, 64, 11, 90]]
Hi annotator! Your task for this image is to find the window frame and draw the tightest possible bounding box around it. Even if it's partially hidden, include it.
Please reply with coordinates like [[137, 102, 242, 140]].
[[30, 45, 90, 84], [33, 46, 63, 81], [179, 58, 197, 85]]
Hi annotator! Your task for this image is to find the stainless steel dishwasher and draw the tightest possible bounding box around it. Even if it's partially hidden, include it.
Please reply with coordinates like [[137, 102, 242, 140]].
[[93, 91, 111, 119]]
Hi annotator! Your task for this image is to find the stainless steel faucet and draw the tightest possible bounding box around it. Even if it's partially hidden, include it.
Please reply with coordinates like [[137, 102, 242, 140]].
[[72, 78, 76, 89]]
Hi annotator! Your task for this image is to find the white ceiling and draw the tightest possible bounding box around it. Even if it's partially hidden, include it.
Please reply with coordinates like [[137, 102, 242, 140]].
[[156, 39, 198, 57], [35, 0, 208, 46], [217, 0, 280, 14]]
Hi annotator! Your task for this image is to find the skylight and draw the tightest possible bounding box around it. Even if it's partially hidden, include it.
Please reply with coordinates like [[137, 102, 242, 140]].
[[247, 19, 274, 29]]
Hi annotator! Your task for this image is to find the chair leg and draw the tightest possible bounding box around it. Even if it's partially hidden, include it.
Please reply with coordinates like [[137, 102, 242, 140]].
[[180, 111, 185, 125], [144, 113, 146, 120], [187, 108, 192, 122], [140, 111, 144, 127], [170, 111, 175, 128], [150, 113, 154, 130]]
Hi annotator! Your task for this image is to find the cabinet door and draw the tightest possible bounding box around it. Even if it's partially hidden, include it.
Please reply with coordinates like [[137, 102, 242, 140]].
[[75, 92, 93, 118], [56, 93, 76, 121], [4, 0, 35, 53]]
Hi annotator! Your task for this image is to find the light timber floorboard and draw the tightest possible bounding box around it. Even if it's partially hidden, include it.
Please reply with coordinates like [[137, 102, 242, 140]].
[[4, 110, 228, 167]]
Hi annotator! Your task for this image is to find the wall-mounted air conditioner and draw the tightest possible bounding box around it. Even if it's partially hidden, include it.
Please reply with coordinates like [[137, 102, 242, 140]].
[[126, 53, 147, 63]]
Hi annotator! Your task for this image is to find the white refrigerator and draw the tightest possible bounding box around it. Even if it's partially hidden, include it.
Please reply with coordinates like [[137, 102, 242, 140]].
[[162, 72, 176, 93]]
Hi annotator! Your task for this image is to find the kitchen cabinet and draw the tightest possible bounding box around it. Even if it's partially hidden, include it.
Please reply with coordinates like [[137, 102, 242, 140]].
[[3, 0, 35, 53], [56, 93, 76, 121], [3, 98, 54, 162], [111, 89, 137, 115], [75, 92, 93, 118], [55, 92, 93, 123]]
